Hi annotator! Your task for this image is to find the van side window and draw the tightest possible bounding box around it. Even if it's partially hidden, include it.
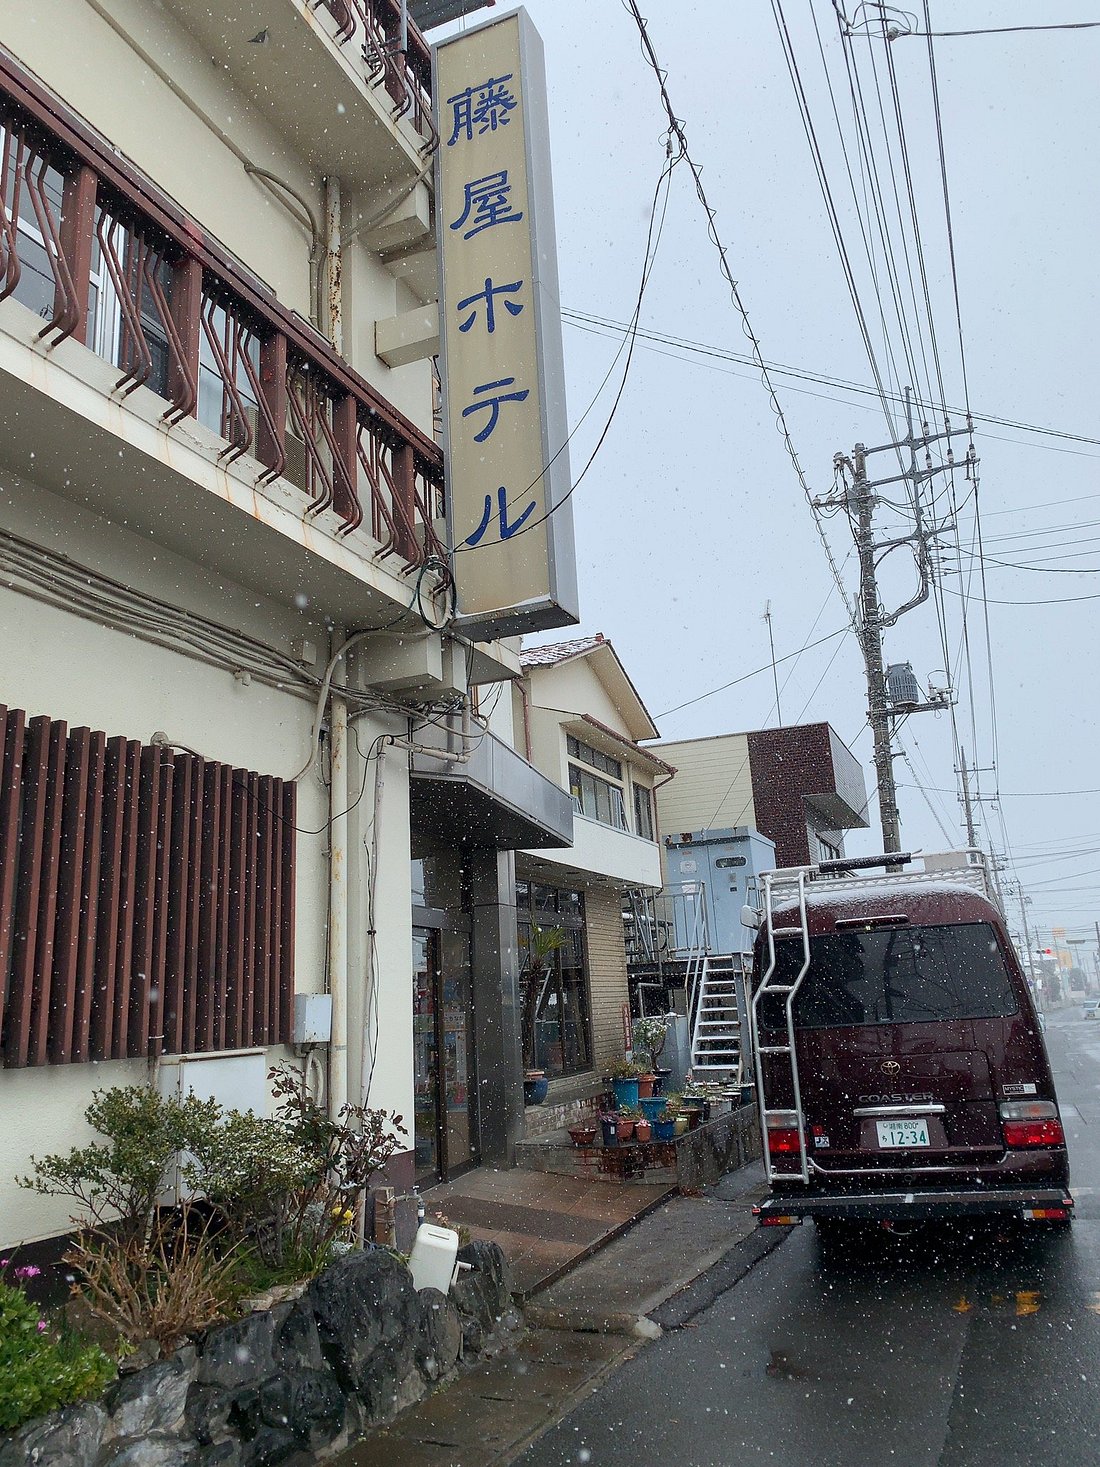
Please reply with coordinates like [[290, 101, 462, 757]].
[[760, 923, 1018, 1029]]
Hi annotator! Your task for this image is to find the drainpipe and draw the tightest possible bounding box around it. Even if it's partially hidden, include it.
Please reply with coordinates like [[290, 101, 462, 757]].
[[327, 633, 349, 1121], [322, 175, 342, 351], [517, 676, 533, 761]]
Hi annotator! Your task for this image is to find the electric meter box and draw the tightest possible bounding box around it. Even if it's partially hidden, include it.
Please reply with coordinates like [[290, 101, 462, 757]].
[[293, 993, 333, 1045]]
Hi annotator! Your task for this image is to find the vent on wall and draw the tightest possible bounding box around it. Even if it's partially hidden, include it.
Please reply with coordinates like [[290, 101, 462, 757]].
[[0, 706, 296, 1068]]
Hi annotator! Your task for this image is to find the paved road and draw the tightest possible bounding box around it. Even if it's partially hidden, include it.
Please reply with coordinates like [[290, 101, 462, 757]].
[[518, 1008, 1100, 1466]]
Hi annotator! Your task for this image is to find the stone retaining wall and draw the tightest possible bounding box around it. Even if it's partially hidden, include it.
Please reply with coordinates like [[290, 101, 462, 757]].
[[0, 1242, 517, 1467]]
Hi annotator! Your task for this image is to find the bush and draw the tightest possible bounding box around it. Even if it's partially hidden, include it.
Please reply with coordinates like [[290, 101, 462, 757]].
[[0, 1263, 115, 1432]]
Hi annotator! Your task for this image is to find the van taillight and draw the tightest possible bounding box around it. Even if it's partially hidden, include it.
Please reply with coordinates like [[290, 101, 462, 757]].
[[1000, 1100, 1064, 1149], [766, 1111, 802, 1156]]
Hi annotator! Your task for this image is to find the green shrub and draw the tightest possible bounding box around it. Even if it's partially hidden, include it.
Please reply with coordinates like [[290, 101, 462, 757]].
[[0, 1266, 115, 1432]]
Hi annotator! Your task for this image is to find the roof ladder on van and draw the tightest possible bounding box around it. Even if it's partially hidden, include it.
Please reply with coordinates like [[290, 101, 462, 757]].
[[751, 869, 813, 1184]]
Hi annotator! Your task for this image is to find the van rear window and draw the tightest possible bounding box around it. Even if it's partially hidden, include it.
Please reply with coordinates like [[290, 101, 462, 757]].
[[758, 922, 1018, 1029]]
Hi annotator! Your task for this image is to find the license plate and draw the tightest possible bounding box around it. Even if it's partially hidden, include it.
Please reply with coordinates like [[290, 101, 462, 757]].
[[876, 1118, 930, 1149]]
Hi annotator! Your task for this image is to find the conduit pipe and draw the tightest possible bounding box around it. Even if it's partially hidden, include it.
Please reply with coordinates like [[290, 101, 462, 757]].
[[327, 635, 350, 1121]]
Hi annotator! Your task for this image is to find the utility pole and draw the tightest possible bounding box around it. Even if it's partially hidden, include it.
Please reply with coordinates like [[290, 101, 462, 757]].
[[764, 602, 783, 727], [958, 748, 978, 848], [850, 443, 900, 852], [828, 393, 977, 856]]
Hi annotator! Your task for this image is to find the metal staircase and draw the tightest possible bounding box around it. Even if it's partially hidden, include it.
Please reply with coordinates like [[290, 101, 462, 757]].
[[689, 953, 745, 1082]]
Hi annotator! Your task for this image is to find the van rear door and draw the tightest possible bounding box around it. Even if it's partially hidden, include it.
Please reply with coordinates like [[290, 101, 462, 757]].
[[762, 922, 1016, 1171]]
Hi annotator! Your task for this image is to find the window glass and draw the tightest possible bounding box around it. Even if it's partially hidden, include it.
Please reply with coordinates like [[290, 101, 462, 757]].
[[758, 923, 1018, 1030], [634, 783, 654, 840]]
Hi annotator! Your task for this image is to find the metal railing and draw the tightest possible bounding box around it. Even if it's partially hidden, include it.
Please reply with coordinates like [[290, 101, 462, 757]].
[[0, 55, 448, 580], [317, 0, 438, 150]]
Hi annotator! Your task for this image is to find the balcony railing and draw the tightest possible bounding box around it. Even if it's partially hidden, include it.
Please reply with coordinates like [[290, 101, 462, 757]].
[[317, 0, 438, 149], [0, 50, 447, 580]]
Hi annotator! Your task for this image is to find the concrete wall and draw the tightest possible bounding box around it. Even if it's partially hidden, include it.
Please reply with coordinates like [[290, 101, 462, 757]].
[[0, 475, 418, 1245]]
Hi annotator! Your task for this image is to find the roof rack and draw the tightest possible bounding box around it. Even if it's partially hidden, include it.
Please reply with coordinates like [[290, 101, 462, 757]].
[[763, 848, 991, 905]]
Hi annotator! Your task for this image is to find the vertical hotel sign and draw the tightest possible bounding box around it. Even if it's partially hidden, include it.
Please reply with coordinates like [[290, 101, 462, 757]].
[[434, 9, 579, 638]]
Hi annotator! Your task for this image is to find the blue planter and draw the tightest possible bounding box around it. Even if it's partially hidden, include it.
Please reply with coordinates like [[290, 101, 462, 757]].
[[653, 1117, 676, 1142], [600, 1114, 619, 1146], [523, 1076, 549, 1106], [612, 1077, 640, 1110], [640, 1095, 666, 1123]]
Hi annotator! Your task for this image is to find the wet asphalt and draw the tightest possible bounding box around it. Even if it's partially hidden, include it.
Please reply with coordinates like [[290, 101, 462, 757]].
[[516, 1008, 1100, 1466]]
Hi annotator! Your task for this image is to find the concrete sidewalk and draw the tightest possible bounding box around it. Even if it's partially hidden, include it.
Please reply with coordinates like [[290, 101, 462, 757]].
[[336, 1164, 773, 1467]]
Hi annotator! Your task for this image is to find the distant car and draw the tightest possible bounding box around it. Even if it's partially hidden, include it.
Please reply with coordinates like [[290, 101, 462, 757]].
[[1082, 1000, 1100, 1020]]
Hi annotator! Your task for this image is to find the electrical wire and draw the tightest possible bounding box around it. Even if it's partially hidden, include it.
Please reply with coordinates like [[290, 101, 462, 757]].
[[654, 626, 848, 719]]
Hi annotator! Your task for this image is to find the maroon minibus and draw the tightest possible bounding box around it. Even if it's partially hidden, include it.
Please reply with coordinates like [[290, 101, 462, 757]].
[[748, 853, 1073, 1230]]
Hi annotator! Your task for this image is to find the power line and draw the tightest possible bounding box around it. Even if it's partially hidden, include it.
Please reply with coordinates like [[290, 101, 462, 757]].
[[654, 626, 849, 719]]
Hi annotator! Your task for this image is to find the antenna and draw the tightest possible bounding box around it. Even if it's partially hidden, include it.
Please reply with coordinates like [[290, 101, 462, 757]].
[[764, 602, 783, 727]]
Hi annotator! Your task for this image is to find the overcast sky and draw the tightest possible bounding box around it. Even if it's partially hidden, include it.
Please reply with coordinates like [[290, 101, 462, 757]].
[[449, 2, 1100, 950]]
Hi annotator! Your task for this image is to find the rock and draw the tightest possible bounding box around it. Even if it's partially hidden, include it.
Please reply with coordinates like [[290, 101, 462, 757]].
[[306, 1249, 421, 1422], [272, 1299, 324, 1374], [105, 1354, 195, 1439], [197, 1308, 289, 1389], [194, 1447, 239, 1467], [118, 1338, 161, 1375], [185, 1383, 236, 1447], [261, 1371, 345, 1449], [0, 1401, 106, 1467], [100, 1438, 196, 1466], [452, 1241, 514, 1343], [235, 1426, 299, 1467], [415, 1288, 463, 1381]]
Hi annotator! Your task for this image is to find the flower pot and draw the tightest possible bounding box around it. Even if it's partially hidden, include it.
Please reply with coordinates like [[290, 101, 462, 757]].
[[616, 1116, 635, 1141], [673, 1115, 690, 1136], [636, 1073, 656, 1099], [523, 1074, 549, 1106], [653, 1067, 672, 1096], [600, 1114, 619, 1146], [569, 1125, 597, 1148], [634, 1119, 652, 1143], [653, 1116, 676, 1142], [640, 1095, 666, 1124], [683, 1106, 704, 1132], [612, 1077, 640, 1110]]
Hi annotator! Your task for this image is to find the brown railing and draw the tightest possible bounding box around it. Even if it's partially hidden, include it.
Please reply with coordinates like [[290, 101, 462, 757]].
[[0, 705, 296, 1068], [318, 0, 438, 149], [0, 50, 448, 576]]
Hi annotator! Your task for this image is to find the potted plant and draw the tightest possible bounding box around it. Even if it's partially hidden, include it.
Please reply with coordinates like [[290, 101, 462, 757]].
[[634, 1115, 652, 1143], [653, 1108, 677, 1142], [568, 1122, 597, 1148], [616, 1111, 635, 1142], [523, 1070, 549, 1106], [639, 1094, 666, 1124], [600, 1113, 619, 1147], [605, 1059, 641, 1110], [632, 1014, 675, 1096]]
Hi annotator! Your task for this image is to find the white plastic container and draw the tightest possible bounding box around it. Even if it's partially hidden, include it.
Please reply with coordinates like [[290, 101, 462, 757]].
[[408, 1223, 460, 1294]]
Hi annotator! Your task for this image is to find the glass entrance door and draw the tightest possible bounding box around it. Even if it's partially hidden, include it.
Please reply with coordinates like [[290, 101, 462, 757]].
[[413, 926, 476, 1185]]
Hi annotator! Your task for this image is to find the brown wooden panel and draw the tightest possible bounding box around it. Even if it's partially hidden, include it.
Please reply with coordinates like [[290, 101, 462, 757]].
[[257, 331, 287, 476], [72, 730, 106, 1062], [28, 721, 67, 1067], [269, 777, 284, 1044], [242, 772, 259, 1045], [168, 254, 202, 417], [148, 752, 174, 1060], [0, 707, 27, 1041], [113, 742, 141, 1058], [164, 752, 193, 1055], [182, 756, 205, 1053], [6, 716, 51, 1066], [90, 736, 126, 1060], [226, 770, 248, 1050], [196, 761, 222, 1052], [49, 727, 91, 1063], [255, 774, 275, 1043], [128, 746, 162, 1059], [57, 164, 97, 345], [391, 442, 417, 560], [214, 763, 233, 1051], [277, 781, 297, 1045]]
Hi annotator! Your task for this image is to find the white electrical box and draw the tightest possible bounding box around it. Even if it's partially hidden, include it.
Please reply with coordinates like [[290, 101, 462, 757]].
[[409, 1224, 460, 1294], [294, 993, 333, 1045]]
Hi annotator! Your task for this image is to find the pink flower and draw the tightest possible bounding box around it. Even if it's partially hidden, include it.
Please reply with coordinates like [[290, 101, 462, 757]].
[[14, 1265, 41, 1280], [36, 1320, 48, 1333]]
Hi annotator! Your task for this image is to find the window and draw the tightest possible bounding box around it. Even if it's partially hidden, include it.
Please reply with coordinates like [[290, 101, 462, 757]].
[[567, 734, 622, 780], [757, 923, 1018, 1031], [198, 295, 262, 454], [516, 882, 592, 1078], [569, 763, 628, 829], [634, 783, 654, 841]]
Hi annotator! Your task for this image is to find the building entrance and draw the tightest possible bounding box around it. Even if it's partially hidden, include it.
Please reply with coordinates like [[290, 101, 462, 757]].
[[412, 926, 476, 1185]]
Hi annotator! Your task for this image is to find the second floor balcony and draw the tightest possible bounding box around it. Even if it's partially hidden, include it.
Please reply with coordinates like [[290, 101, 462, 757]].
[[0, 50, 448, 627]]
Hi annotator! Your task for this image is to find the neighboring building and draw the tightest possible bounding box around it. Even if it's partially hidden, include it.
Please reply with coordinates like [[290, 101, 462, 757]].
[[508, 635, 673, 1118], [0, 3, 576, 1246], [651, 723, 869, 869]]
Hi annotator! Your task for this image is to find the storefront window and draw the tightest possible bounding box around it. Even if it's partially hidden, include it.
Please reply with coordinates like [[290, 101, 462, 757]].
[[517, 883, 592, 1078]]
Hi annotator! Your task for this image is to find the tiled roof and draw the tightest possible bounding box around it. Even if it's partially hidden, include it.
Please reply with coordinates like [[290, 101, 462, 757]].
[[519, 634, 605, 668]]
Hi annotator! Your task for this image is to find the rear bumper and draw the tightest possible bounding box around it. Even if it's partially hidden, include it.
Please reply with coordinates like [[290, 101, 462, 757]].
[[754, 1186, 1074, 1224]]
